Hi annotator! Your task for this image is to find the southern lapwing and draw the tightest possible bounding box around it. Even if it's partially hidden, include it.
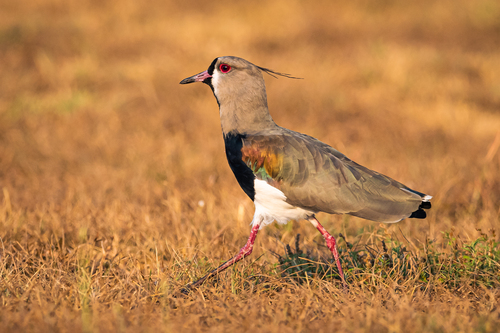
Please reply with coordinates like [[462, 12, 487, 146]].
[[180, 56, 431, 289]]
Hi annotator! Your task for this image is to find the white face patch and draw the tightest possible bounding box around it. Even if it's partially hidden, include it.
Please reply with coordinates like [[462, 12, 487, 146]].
[[211, 67, 220, 96]]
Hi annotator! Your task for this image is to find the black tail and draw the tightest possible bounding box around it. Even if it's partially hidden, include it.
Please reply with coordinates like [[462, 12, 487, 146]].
[[409, 200, 431, 219]]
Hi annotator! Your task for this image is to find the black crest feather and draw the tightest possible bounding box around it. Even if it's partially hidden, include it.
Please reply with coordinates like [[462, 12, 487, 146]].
[[257, 66, 303, 80]]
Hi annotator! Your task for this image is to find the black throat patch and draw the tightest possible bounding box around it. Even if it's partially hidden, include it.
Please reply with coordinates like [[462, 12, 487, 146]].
[[224, 132, 256, 201]]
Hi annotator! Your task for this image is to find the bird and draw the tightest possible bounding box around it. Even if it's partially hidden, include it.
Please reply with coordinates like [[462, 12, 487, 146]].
[[180, 56, 431, 289]]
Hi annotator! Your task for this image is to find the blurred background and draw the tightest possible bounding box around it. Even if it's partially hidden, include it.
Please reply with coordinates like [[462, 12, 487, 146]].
[[1, 0, 500, 330], [1, 0, 500, 259]]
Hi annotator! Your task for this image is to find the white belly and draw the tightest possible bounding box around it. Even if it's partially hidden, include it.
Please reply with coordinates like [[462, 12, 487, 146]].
[[251, 179, 314, 228]]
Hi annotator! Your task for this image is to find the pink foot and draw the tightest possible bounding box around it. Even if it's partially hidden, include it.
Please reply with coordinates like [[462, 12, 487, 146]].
[[309, 217, 347, 289], [184, 222, 261, 291]]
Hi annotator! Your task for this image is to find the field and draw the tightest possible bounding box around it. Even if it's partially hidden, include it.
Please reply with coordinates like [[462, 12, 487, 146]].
[[1, 0, 500, 331]]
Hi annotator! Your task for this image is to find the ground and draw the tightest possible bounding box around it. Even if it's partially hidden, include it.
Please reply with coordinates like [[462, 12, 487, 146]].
[[1, 0, 500, 332]]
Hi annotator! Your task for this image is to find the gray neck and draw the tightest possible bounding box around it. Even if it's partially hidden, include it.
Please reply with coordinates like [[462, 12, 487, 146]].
[[219, 103, 277, 135], [216, 78, 277, 135]]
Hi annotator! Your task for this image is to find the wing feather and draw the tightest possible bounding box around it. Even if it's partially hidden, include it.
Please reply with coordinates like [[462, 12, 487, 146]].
[[239, 129, 429, 222]]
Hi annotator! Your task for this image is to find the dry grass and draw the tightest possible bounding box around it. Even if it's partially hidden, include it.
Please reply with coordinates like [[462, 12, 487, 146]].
[[1, 0, 500, 331]]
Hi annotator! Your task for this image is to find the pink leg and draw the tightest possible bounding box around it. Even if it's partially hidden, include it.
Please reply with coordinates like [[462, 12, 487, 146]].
[[184, 221, 261, 291], [308, 216, 347, 289]]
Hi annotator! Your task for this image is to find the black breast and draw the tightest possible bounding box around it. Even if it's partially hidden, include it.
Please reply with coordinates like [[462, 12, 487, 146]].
[[224, 132, 255, 201]]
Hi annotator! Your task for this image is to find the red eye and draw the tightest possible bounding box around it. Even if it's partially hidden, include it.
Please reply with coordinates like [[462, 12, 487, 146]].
[[219, 63, 231, 73]]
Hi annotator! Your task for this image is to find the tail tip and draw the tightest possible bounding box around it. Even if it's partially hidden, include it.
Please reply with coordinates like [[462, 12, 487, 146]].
[[410, 196, 432, 219], [409, 209, 427, 219]]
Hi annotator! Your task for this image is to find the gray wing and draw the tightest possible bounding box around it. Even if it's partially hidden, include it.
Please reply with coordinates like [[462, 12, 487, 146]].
[[242, 130, 430, 223]]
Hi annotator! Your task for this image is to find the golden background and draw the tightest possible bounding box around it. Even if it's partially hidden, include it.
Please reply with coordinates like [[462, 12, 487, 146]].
[[1, 0, 499, 331]]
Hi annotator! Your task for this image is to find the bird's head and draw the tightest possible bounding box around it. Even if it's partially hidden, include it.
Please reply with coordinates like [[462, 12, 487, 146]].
[[180, 56, 299, 133], [180, 56, 298, 104]]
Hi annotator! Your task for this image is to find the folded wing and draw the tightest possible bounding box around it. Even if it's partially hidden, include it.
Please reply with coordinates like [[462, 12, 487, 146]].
[[240, 129, 431, 223]]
